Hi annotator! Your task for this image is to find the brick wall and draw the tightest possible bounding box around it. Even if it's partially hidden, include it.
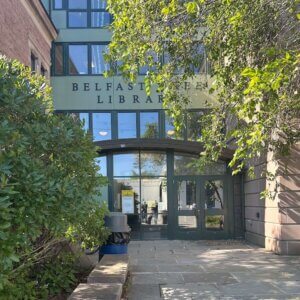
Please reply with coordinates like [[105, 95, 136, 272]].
[[0, 0, 56, 75], [245, 144, 300, 255]]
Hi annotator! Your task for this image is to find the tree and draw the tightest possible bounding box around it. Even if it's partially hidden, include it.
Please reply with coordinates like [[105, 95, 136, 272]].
[[0, 56, 109, 298], [106, 0, 300, 175]]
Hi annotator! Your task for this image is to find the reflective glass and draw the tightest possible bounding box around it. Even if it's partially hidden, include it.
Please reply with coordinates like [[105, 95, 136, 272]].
[[113, 153, 139, 176], [141, 178, 168, 225], [69, 0, 87, 9], [165, 115, 183, 139], [174, 154, 199, 175], [178, 216, 197, 229], [91, 12, 111, 27], [187, 111, 203, 141], [54, 0, 63, 9], [177, 180, 196, 211], [91, 45, 110, 74], [95, 156, 107, 176], [113, 178, 140, 214], [205, 215, 224, 230], [140, 152, 167, 176], [79, 112, 89, 131], [174, 154, 226, 175], [92, 113, 111, 141], [205, 180, 224, 209], [68, 12, 87, 27], [205, 180, 224, 231], [140, 112, 159, 138], [54, 45, 63, 75], [118, 112, 137, 139], [92, 0, 107, 9], [68, 45, 88, 74]]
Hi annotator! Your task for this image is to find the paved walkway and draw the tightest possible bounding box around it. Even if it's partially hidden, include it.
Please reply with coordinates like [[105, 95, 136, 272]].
[[127, 240, 300, 299]]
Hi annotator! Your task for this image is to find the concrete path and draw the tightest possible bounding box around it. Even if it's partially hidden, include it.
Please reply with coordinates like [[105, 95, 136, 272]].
[[127, 240, 300, 299]]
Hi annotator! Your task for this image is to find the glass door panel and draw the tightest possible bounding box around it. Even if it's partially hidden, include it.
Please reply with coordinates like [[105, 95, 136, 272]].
[[175, 179, 201, 234], [204, 180, 225, 231]]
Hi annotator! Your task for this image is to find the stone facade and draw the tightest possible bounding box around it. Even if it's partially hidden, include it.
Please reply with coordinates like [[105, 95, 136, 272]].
[[0, 0, 56, 76], [245, 144, 300, 255]]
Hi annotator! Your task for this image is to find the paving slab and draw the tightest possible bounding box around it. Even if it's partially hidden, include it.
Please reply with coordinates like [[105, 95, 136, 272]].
[[161, 283, 221, 299], [127, 240, 300, 299], [128, 284, 161, 300]]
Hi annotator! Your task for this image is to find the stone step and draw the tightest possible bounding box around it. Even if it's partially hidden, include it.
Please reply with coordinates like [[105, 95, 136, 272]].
[[87, 254, 129, 284], [68, 283, 122, 300]]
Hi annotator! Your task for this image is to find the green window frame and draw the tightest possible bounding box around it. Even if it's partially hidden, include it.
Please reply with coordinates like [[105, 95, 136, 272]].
[[52, 42, 110, 76], [66, 0, 112, 28]]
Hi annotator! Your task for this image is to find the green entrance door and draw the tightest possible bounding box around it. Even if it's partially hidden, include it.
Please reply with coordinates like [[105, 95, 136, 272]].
[[173, 176, 231, 239]]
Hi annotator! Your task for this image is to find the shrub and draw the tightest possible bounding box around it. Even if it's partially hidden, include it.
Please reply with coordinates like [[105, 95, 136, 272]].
[[0, 56, 109, 299]]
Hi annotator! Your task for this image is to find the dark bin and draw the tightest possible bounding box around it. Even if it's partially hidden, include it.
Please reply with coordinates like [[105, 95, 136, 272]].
[[100, 212, 131, 255]]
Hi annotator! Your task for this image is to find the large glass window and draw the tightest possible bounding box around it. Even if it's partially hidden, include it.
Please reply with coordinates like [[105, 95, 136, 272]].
[[68, 45, 88, 75], [118, 112, 137, 139], [69, 0, 87, 9], [113, 153, 139, 177], [67, 0, 111, 28], [91, 45, 110, 74], [93, 113, 111, 141], [68, 12, 87, 27], [174, 153, 226, 175], [140, 112, 159, 138], [141, 178, 167, 225], [140, 152, 167, 176]]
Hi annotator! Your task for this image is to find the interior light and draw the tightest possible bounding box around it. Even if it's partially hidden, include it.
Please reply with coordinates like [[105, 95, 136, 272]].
[[99, 131, 108, 136], [167, 130, 175, 136]]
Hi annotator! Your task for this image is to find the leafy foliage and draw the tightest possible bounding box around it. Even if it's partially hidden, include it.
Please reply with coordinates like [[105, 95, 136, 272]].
[[106, 0, 300, 174], [0, 56, 109, 299]]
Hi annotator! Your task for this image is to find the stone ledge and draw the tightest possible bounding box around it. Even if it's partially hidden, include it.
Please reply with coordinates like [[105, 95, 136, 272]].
[[68, 283, 122, 300], [87, 254, 129, 284], [68, 254, 129, 300]]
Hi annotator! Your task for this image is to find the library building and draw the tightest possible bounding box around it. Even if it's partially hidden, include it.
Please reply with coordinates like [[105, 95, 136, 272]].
[[1, 0, 299, 254]]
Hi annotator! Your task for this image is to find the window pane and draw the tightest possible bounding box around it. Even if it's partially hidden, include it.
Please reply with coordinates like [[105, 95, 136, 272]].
[[113, 178, 140, 214], [92, 0, 107, 9], [68, 12, 87, 27], [91, 12, 111, 27], [165, 115, 183, 140], [92, 113, 111, 141], [174, 154, 227, 175], [68, 45, 88, 75], [69, 0, 87, 9], [113, 153, 139, 176], [177, 180, 196, 211], [187, 111, 203, 141], [205, 180, 224, 209], [141, 178, 168, 225], [54, 0, 63, 9], [140, 112, 159, 138], [118, 112, 137, 139], [79, 112, 89, 131], [205, 215, 224, 230], [95, 156, 107, 177], [54, 45, 63, 75], [91, 45, 110, 74], [174, 154, 200, 176], [140, 152, 167, 176]]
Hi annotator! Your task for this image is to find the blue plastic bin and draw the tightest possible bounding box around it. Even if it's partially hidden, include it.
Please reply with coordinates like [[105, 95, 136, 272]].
[[100, 244, 128, 254]]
